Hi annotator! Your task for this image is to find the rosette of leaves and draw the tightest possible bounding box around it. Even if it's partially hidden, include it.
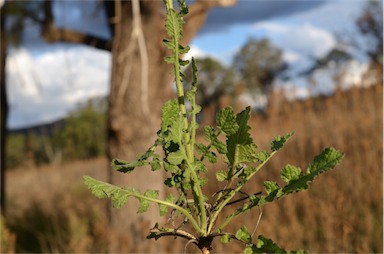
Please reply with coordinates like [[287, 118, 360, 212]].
[[84, 0, 343, 253]]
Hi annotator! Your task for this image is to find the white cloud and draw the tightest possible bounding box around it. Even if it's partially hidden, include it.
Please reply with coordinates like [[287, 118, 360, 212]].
[[252, 22, 336, 59], [184, 45, 207, 60], [6, 45, 111, 129]]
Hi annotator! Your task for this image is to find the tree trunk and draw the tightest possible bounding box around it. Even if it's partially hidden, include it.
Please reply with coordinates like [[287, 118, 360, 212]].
[[1, 6, 8, 217], [106, 1, 172, 251]]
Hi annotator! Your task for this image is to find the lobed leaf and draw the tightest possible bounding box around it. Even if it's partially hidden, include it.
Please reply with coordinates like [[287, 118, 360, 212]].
[[226, 107, 254, 166], [159, 194, 177, 216], [271, 132, 294, 152], [308, 147, 343, 174], [235, 226, 252, 243], [161, 99, 179, 133], [217, 107, 239, 136], [281, 164, 302, 183], [220, 234, 231, 244]]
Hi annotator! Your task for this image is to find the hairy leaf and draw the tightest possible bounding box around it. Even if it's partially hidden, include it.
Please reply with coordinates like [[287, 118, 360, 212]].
[[221, 234, 231, 244], [308, 147, 343, 174], [264, 181, 279, 195], [237, 143, 258, 163], [281, 165, 302, 183], [235, 226, 252, 243], [226, 107, 254, 166], [216, 170, 228, 182], [217, 107, 239, 136], [161, 99, 179, 133], [271, 132, 294, 152], [159, 194, 177, 216]]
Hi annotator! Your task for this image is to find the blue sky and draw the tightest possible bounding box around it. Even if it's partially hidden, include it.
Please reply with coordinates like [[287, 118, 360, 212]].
[[6, 0, 369, 129]]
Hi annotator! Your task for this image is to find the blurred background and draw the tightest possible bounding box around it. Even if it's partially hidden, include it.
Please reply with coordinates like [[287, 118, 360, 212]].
[[0, 0, 382, 253]]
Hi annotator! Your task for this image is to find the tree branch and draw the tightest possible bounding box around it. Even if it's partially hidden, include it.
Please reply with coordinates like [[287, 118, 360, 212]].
[[182, 0, 236, 45], [42, 0, 112, 51]]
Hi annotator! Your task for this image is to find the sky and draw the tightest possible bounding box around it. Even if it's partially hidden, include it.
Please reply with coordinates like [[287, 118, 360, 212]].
[[5, 0, 370, 129]]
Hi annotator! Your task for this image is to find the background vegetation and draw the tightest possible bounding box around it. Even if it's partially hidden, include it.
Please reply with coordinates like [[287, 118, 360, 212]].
[[2, 1, 382, 252], [4, 82, 382, 253]]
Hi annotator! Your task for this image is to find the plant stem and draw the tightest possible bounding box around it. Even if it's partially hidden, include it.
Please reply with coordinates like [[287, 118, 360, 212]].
[[207, 151, 277, 233], [164, 0, 207, 235]]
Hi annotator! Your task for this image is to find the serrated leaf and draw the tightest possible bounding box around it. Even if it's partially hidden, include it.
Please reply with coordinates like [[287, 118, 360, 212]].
[[271, 132, 294, 152], [195, 142, 208, 155], [203, 126, 215, 141], [244, 246, 253, 254], [237, 143, 258, 163], [256, 150, 270, 163], [216, 170, 228, 182], [255, 235, 287, 253], [167, 149, 185, 165], [165, 9, 183, 43], [84, 176, 136, 209], [308, 147, 343, 173], [264, 181, 280, 195], [136, 190, 159, 214], [281, 147, 343, 195], [150, 159, 161, 171], [221, 234, 231, 244], [205, 151, 218, 163], [111, 159, 144, 173], [235, 226, 252, 243], [159, 194, 177, 216], [161, 99, 179, 132], [217, 107, 239, 136], [169, 116, 184, 144], [226, 107, 253, 166], [281, 164, 302, 183], [177, 0, 189, 16]]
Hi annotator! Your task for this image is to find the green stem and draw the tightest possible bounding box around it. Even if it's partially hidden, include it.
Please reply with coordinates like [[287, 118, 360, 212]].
[[207, 151, 277, 233], [126, 187, 203, 235], [164, 0, 207, 235]]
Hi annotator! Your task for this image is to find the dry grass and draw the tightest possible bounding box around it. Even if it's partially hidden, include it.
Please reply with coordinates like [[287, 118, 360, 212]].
[[4, 84, 382, 253]]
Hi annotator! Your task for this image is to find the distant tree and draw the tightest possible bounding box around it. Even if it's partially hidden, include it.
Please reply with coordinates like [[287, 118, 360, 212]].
[[184, 57, 236, 107], [54, 98, 107, 162], [356, 0, 383, 68], [232, 38, 287, 94]]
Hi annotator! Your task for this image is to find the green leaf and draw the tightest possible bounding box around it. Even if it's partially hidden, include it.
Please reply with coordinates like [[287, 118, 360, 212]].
[[84, 176, 135, 209], [235, 226, 252, 243], [203, 126, 215, 142], [217, 107, 239, 136], [271, 132, 294, 152], [177, 0, 189, 16], [216, 170, 228, 182], [281, 147, 343, 195], [161, 99, 179, 132], [111, 159, 141, 173], [256, 150, 270, 163], [308, 147, 343, 174], [226, 107, 254, 166], [220, 234, 231, 244], [169, 116, 184, 144], [159, 194, 177, 216], [281, 165, 302, 183], [167, 149, 185, 165], [264, 181, 279, 195], [237, 143, 258, 163], [138, 190, 159, 213], [165, 9, 183, 45], [255, 235, 287, 253]]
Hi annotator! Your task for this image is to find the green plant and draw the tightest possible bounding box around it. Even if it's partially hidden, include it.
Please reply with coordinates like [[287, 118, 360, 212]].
[[83, 1, 343, 253]]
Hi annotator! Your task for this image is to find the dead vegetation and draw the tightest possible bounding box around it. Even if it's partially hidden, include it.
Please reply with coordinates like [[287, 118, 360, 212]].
[[4, 84, 382, 253]]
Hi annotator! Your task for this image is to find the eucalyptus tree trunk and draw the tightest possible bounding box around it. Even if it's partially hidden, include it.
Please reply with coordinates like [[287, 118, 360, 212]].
[[106, 0, 172, 238]]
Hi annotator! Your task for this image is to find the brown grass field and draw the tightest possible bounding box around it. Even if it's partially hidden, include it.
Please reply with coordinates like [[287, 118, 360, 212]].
[[3, 84, 383, 253]]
